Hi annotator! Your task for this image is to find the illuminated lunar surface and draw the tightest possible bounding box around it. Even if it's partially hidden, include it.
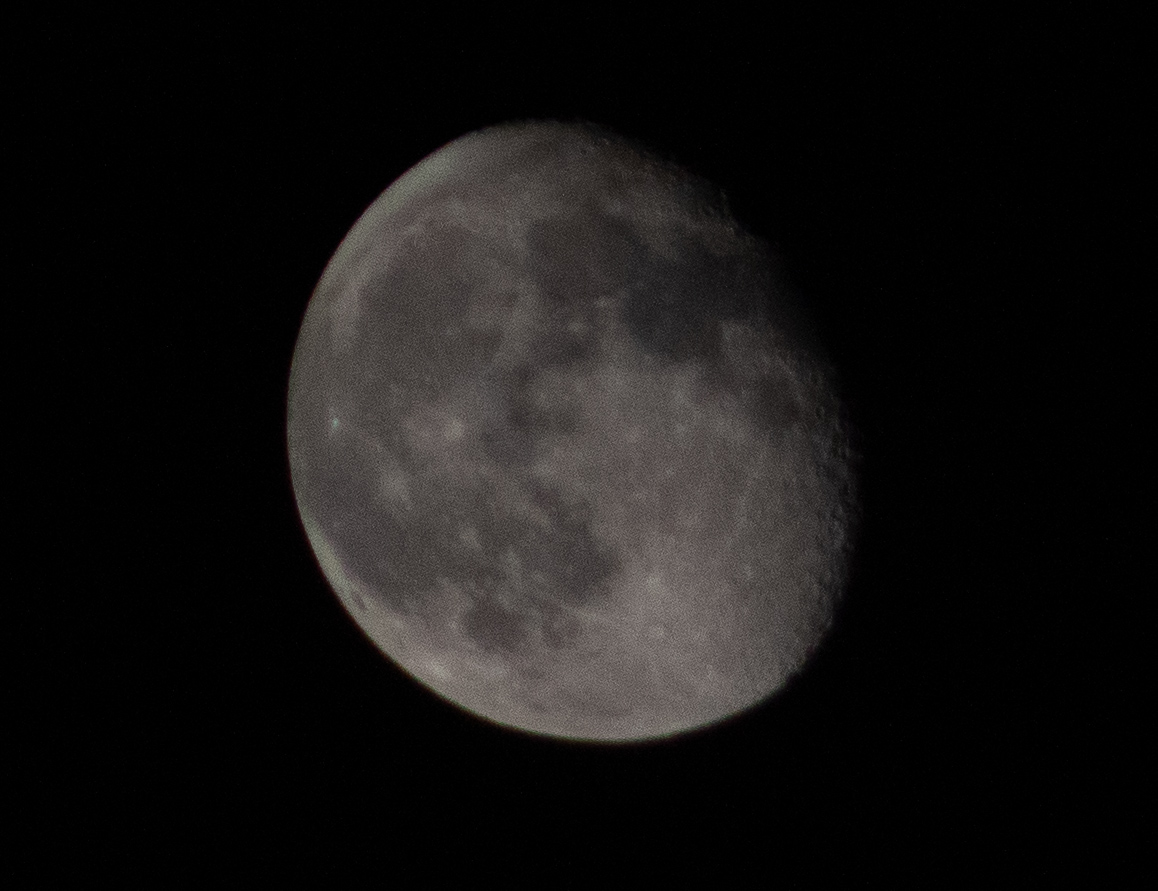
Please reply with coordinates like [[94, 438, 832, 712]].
[[287, 120, 857, 742]]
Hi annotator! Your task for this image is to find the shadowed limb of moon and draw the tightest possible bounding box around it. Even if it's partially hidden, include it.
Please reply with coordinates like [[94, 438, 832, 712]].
[[287, 120, 857, 742]]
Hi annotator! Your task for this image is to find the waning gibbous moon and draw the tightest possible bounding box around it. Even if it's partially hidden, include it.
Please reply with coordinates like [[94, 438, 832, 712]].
[[287, 120, 858, 742]]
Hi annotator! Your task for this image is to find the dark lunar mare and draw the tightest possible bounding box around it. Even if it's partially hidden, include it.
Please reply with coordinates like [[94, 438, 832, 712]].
[[525, 201, 771, 368], [620, 232, 763, 364]]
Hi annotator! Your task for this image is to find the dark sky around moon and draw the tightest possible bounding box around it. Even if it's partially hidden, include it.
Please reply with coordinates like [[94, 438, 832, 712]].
[[12, 7, 1144, 883]]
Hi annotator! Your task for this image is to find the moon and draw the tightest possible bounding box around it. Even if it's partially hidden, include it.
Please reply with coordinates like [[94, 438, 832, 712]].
[[287, 120, 857, 742]]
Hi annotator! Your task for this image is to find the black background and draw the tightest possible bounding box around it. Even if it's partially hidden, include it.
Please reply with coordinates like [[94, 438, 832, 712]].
[[13, 8, 1144, 884]]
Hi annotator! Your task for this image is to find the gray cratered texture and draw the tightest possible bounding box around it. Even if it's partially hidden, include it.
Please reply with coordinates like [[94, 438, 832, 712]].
[[287, 120, 857, 742]]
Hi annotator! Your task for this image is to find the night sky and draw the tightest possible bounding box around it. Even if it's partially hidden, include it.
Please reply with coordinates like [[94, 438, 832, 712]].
[[13, 8, 1143, 884]]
